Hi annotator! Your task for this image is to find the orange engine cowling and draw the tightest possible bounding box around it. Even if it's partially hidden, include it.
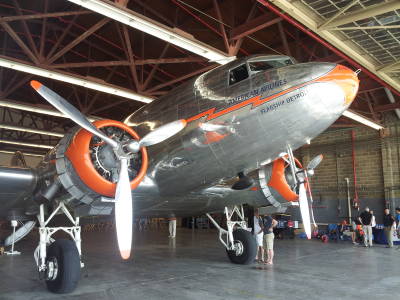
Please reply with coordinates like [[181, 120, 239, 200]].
[[48, 120, 148, 213], [258, 157, 302, 207]]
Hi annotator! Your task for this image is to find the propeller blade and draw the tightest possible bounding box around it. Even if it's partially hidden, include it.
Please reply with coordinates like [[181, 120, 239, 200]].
[[139, 120, 186, 147], [114, 158, 133, 260], [305, 178, 317, 228], [125, 120, 187, 153], [298, 183, 312, 239], [30, 80, 118, 149], [307, 154, 323, 171]]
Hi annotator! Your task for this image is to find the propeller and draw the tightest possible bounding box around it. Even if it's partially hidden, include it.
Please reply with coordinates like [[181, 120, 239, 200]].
[[298, 183, 311, 239], [126, 119, 186, 152], [306, 154, 323, 175], [30, 81, 118, 149], [30, 80, 187, 260], [297, 154, 323, 239]]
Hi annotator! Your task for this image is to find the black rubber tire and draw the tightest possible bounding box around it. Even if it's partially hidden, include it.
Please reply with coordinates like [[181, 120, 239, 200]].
[[226, 229, 257, 265], [45, 239, 81, 294]]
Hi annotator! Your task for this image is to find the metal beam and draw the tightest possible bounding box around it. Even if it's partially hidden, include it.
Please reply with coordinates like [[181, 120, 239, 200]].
[[147, 65, 216, 93], [318, 0, 359, 29], [0, 11, 92, 22], [142, 44, 170, 90], [50, 57, 207, 68], [47, 18, 110, 64], [374, 102, 400, 113], [329, 25, 400, 30], [277, 22, 291, 56], [321, 0, 400, 29], [0, 22, 39, 64], [11, 0, 40, 58], [212, 0, 230, 53], [378, 61, 400, 72], [230, 14, 281, 40], [262, 0, 400, 96]]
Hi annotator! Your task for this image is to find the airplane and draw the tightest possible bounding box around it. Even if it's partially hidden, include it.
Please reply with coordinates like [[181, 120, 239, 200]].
[[0, 54, 359, 294]]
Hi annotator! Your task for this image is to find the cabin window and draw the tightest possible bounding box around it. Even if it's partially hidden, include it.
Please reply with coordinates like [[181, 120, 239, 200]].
[[229, 64, 249, 85], [248, 58, 293, 74]]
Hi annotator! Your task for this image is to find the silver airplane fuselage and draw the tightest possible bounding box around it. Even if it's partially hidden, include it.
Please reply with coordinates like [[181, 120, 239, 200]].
[[121, 55, 357, 215], [0, 55, 358, 219]]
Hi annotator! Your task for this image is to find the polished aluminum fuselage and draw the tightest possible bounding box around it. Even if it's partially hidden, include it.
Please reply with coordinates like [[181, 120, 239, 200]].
[[0, 55, 352, 219], [123, 56, 349, 216]]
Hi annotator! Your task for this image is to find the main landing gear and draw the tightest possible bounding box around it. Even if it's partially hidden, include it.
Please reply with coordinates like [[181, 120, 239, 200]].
[[206, 205, 256, 265], [34, 202, 83, 293]]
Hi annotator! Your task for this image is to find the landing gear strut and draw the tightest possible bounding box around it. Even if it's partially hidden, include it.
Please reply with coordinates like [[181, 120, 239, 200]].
[[34, 202, 83, 293], [206, 205, 256, 265]]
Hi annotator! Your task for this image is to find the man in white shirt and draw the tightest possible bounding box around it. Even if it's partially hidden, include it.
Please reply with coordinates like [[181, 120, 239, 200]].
[[168, 217, 177, 238], [370, 210, 376, 228], [253, 209, 264, 262]]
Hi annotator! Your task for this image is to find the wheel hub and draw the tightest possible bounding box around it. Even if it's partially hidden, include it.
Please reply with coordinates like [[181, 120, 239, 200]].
[[46, 257, 58, 281], [233, 240, 244, 256]]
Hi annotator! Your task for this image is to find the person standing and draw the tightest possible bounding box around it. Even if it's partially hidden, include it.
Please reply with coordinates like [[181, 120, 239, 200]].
[[168, 217, 177, 238], [383, 208, 395, 248], [396, 207, 400, 237], [350, 219, 358, 245], [253, 209, 264, 262], [262, 213, 278, 265], [370, 210, 376, 228], [358, 207, 373, 247]]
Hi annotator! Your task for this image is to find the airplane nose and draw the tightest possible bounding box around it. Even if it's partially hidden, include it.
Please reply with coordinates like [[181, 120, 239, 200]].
[[319, 64, 359, 106]]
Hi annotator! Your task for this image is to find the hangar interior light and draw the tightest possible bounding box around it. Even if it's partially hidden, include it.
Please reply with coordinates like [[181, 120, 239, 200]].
[[0, 150, 44, 157], [0, 124, 64, 137], [0, 139, 54, 149], [0, 57, 153, 103], [0, 99, 97, 121], [67, 0, 235, 65], [343, 110, 384, 130]]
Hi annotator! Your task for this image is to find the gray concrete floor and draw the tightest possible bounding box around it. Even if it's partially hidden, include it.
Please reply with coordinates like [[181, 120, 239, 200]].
[[1, 228, 400, 300]]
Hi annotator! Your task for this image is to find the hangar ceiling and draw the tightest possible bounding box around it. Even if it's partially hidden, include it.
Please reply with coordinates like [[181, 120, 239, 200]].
[[0, 0, 399, 155]]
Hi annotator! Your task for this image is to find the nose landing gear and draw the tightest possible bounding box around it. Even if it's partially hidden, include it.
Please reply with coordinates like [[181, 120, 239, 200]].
[[34, 202, 83, 293]]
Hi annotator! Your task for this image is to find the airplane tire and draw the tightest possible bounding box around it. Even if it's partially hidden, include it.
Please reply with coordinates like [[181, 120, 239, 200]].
[[45, 239, 81, 294], [226, 229, 257, 265]]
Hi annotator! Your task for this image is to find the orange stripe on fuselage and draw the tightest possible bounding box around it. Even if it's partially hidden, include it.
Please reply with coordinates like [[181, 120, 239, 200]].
[[186, 65, 356, 123]]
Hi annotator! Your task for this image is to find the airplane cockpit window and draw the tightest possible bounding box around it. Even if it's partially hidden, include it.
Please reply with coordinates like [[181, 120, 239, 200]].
[[248, 58, 293, 74], [229, 64, 249, 85]]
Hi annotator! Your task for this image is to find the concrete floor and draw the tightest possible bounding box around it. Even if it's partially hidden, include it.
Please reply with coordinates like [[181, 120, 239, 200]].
[[1, 228, 400, 300]]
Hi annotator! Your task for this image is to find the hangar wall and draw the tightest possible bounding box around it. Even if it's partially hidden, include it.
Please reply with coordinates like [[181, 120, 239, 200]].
[[294, 114, 400, 224]]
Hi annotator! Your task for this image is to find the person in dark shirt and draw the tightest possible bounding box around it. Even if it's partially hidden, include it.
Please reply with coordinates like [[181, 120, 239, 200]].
[[383, 208, 395, 248], [358, 207, 373, 247], [262, 214, 277, 265]]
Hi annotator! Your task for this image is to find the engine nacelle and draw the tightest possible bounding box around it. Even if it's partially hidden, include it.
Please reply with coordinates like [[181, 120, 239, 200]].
[[39, 120, 148, 216], [258, 157, 302, 208]]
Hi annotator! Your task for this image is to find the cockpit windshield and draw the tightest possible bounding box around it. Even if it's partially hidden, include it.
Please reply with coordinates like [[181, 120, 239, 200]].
[[248, 57, 294, 74]]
